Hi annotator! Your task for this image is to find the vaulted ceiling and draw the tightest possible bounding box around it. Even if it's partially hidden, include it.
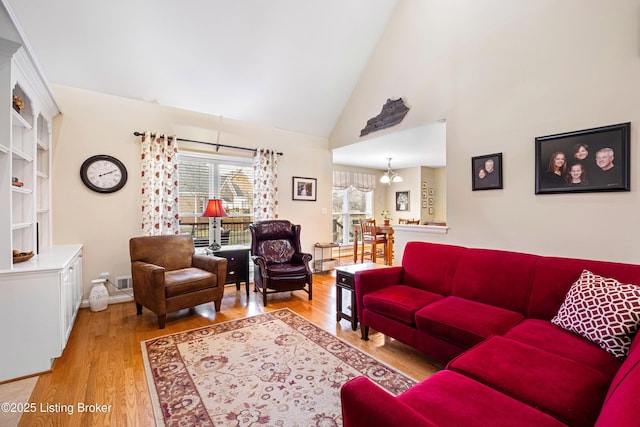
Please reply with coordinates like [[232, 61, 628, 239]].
[[8, 0, 397, 138]]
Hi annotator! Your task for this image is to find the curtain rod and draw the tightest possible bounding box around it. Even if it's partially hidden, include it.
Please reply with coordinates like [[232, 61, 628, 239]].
[[132, 131, 283, 156]]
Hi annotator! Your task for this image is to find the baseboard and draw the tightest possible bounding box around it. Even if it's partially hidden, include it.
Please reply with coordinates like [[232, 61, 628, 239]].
[[80, 291, 134, 308]]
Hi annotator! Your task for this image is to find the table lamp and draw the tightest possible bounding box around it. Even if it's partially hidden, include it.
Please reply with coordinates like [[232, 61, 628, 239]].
[[202, 199, 228, 250]]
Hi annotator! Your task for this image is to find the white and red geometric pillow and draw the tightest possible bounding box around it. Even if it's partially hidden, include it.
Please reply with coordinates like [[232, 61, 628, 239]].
[[551, 270, 640, 359]]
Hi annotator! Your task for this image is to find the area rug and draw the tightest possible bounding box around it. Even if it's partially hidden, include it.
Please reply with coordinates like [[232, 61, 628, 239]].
[[142, 308, 416, 427]]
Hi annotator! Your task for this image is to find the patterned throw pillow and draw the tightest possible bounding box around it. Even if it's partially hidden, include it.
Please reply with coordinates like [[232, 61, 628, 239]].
[[551, 270, 640, 358]]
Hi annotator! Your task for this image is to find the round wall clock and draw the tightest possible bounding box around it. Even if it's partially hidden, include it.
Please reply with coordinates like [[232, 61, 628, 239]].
[[80, 155, 128, 193]]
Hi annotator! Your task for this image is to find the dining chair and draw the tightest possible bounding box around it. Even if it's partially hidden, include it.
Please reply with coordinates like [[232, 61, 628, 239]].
[[359, 218, 388, 264]]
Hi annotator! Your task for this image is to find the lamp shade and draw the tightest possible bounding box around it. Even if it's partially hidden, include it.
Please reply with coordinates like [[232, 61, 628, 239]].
[[202, 199, 228, 218]]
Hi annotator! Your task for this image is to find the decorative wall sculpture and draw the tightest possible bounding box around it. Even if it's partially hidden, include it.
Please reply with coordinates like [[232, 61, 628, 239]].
[[360, 98, 410, 137]]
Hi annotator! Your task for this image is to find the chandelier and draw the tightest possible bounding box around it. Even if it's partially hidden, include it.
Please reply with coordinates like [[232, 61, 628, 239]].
[[380, 158, 403, 185]]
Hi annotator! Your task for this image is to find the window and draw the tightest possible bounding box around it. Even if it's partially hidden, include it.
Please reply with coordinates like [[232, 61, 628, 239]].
[[332, 170, 376, 244], [178, 153, 253, 247], [332, 187, 373, 244]]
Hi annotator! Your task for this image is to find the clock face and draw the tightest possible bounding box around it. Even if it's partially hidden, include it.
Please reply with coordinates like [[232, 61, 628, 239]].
[[80, 155, 128, 193]]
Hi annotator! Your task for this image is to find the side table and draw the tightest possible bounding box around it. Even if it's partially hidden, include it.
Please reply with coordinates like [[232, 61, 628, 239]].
[[335, 262, 392, 331], [208, 245, 251, 297]]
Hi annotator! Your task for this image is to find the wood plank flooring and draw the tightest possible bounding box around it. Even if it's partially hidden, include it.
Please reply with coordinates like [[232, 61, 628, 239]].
[[19, 268, 442, 426]]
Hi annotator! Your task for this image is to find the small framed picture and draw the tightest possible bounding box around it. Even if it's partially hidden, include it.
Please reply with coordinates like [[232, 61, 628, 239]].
[[292, 176, 317, 201], [428, 207, 435, 215], [422, 182, 427, 189], [428, 188, 434, 196], [395, 191, 409, 211], [422, 201, 427, 208], [428, 197, 434, 206], [472, 153, 503, 191], [421, 191, 427, 199]]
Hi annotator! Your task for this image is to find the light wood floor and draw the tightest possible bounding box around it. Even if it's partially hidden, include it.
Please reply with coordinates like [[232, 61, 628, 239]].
[[19, 268, 442, 426]]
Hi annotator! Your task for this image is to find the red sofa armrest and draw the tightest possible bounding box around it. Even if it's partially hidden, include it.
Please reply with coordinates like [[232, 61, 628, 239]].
[[355, 266, 403, 320], [341, 376, 435, 427]]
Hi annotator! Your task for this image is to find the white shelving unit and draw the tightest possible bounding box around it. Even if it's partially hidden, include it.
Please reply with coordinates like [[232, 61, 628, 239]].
[[0, 0, 83, 381], [0, 29, 58, 269]]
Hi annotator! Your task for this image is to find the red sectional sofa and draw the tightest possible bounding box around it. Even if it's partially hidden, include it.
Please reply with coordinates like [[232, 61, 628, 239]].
[[341, 242, 640, 427]]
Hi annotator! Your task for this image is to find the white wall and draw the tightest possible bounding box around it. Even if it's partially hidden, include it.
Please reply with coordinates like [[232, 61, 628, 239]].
[[51, 85, 333, 298], [331, 0, 640, 264]]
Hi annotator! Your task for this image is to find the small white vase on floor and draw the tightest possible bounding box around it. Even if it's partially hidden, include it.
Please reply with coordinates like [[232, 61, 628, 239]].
[[89, 279, 109, 312]]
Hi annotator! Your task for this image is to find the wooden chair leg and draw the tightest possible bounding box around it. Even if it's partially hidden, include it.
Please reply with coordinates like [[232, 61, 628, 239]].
[[158, 314, 166, 329], [214, 298, 221, 312], [136, 302, 142, 315]]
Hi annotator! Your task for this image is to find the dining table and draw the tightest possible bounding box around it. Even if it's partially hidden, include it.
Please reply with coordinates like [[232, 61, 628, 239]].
[[352, 223, 394, 265]]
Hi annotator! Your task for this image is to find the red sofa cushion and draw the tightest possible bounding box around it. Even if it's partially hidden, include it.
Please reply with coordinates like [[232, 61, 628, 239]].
[[398, 370, 568, 427], [551, 270, 640, 358], [414, 296, 524, 348], [450, 247, 537, 313], [400, 242, 464, 295], [363, 285, 444, 325], [504, 319, 621, 377], [596, 337, 640, 426], [527, 256, 640, 320], [448, 336, 611, 427]]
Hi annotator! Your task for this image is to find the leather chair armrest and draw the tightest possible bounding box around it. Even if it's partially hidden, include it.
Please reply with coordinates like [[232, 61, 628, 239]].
[[131, 261, 165, 286], [193, 254, 227, 286], [251, 255, 268, 276], [292, 252, 312, 264], [131, 261, 167, 313]]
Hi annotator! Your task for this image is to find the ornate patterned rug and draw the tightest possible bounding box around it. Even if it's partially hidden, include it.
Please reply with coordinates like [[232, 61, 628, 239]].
[[141, 308, 416, 427]]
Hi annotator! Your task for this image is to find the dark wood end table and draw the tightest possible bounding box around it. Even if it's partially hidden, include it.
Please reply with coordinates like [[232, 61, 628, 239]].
[[335, 262, 392, 331], [208, 245, 251, 297]]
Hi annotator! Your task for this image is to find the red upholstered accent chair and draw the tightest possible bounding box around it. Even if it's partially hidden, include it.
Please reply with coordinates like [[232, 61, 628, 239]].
[[249, 220, 313, 306], [129, 234, 227, 328]]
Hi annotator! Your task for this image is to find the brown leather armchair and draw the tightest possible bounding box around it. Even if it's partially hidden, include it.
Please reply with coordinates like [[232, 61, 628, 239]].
[[129, 234, 227, 328], [249, 220, 312, 306]]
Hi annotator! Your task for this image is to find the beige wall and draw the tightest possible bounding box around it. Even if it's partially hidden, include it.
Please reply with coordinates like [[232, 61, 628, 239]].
[[331, 0, 640, 263], [51, 85, 333, 298]]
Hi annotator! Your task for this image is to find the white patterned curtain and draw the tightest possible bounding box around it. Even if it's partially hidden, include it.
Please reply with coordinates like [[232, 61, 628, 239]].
[[253, 148, 279, 221], [139, 131, 180, 235]]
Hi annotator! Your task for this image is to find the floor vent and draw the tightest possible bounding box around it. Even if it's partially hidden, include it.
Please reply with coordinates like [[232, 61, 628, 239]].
[[116, 276, 133, 290]]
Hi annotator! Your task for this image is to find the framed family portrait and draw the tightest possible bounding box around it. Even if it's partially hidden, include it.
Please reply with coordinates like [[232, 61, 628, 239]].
[[472, 153, 503, 191], [535, 122, 630, 194], [292, 176, 317, 201], [395, 191, 410, 211]]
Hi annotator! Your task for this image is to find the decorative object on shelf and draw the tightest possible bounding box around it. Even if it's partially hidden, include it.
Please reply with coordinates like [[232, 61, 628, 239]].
[[292, 176, 317, 201], [202, 199, 228, 251], [535, 122, 630, 194], [472, 152, 503, 191], [360, 98, 410, 137], [12, 250, 34, 264], [395, 191, 409, 211], [11, 177, 23, 187], [380, 158, 403, 185], [12, 96, 24, 113], [89, 278, 109, 312], [80, 155, 128, 193]]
